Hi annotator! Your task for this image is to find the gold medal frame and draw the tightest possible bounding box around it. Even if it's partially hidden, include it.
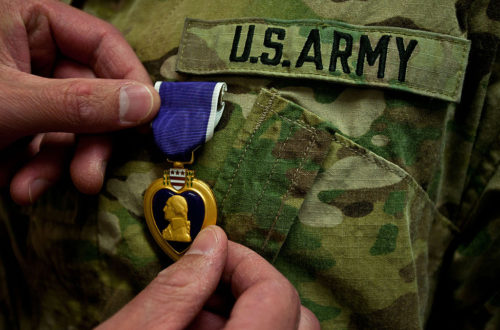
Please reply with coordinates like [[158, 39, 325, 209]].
[[144, 177, 217, 260]]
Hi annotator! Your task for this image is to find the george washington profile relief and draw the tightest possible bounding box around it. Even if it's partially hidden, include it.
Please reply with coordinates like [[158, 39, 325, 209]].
[[161, 195, 192, 242]]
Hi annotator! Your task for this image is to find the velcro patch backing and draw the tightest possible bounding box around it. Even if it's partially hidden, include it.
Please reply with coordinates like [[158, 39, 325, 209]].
[[177, 18, 470, 102]]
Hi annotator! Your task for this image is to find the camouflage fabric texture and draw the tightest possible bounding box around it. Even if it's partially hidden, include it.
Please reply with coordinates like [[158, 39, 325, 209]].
[[177, 18, 470, 102], [0, 0, 499, 329]]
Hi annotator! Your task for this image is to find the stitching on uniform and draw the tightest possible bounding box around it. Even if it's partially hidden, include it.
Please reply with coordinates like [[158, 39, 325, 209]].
[[256, 90, 457, 231], [454, 39, 469, 97], [177, 14, 196, 70], [251, 123, 294, 221], [328, 133, 458, 231], [255, 101, 318, 134], [184, 53, 460, 76], [257, 99, 432, 187], [187, 19, 469, 46], [222, 86, 457, 254], [181, 45, 466, 99], [177, 20, 190, 69], [219, 92, 277, 211], [180, 66, 460, 99], [262, 131, 317, 260], [180, 20, 470, 100]]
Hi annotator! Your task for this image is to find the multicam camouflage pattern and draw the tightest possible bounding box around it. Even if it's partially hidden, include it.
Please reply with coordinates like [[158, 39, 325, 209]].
[[0, 0, 499, 329], [178, 18, 470, 102], [214, 88, 456, 328]]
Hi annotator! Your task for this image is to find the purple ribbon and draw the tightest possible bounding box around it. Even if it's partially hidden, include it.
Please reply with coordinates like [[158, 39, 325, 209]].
[[152, 82, 223, 161]]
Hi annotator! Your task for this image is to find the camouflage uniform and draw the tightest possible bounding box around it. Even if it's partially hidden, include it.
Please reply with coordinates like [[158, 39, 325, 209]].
[[1, 0, 499, 329]]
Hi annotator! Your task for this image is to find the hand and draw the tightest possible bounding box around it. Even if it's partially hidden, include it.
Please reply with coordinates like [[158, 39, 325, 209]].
[[0, 0, 160, 204], [97, 226, 320, 330]]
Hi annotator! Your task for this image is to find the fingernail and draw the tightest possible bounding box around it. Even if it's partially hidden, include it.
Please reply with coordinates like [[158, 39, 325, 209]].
[[185, 226, 218, 256], [119, 84, 154, 124], [28, 178, 50, 204]]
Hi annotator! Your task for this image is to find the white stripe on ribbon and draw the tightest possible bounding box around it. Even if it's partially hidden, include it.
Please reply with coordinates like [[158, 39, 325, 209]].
[[205, 82, 227, 142]]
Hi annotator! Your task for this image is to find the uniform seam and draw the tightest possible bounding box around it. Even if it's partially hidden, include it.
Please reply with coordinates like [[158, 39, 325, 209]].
[[255, 102, 317, 134], [178, 19, 191, 69], [179, 66, 460, 100], [257, 90, 456, 231], [251, 122, 294, 221], [329, 134, 458, 231], [219, 92, 277, 210], [186, 19, 469, 46], [262, 131, 318, 260], [180, 20, 470, 100]]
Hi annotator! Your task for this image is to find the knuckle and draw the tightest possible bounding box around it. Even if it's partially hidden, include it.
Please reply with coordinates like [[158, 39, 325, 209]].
[[279, 278, 300, 304], [278, 278, 301, 310], [97, 22, 125, 52], [155, 267, 192, 289], [57, 80, 96, 126], [152, 263, 204, 301], [103, 22, 123, 38], [262, 277, 300, 305]]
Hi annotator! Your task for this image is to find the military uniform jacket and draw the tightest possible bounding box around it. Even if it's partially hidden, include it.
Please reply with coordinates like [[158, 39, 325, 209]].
[[1, 0, 500, 329]]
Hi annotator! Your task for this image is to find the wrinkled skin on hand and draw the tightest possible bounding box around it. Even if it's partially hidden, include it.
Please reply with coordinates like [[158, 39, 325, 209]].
[[97, 226, 320, 330], [0, 0, 160, 204]]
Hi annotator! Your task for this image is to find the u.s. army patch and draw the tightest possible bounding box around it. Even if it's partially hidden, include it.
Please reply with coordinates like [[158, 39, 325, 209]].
[[177, 18, 470, 102]]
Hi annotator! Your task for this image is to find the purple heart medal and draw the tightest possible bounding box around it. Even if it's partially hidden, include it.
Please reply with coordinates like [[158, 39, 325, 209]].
[[144, 81, 226, 260]]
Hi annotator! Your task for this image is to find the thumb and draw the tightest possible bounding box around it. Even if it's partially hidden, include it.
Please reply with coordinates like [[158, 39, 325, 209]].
[[97, 226, 228, 330], [0, 71, 160, 148]]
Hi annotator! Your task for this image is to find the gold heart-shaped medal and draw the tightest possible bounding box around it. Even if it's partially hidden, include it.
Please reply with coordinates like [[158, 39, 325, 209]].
[[144, 161, 217, 260]]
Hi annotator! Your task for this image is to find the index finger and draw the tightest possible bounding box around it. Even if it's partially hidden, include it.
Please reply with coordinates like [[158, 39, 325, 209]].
[[222, 241, 305, 330], [32, 0, 150, 83]]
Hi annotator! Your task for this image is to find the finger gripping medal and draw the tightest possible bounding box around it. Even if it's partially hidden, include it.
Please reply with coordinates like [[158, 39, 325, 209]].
[[144, 81, 226, 260]]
